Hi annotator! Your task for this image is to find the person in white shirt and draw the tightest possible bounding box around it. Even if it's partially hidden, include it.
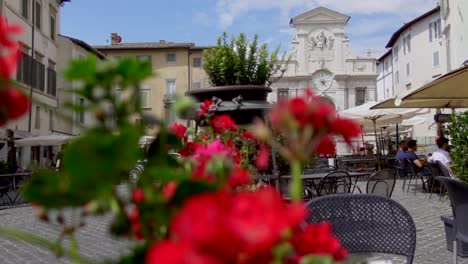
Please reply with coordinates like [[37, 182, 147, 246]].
[[429, 137, 452, 172]]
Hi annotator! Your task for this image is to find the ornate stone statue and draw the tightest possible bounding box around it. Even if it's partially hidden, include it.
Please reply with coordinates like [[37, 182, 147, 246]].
[[318, 58, 326, 69], [327, 36, 334, 49], [308, 35, 316, 50], [316, 31, 326, 48]]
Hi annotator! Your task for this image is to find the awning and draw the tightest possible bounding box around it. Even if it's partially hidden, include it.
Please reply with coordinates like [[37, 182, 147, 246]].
[[15, 134, 73, 147], [402, 64, 468, 102]]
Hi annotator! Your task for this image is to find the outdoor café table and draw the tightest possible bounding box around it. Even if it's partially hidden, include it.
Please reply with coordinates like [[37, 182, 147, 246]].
[[281, 171, 371, 196]]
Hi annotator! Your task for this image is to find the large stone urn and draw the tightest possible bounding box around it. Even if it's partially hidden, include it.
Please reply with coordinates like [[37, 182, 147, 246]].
[[185, 85, 272, 125]]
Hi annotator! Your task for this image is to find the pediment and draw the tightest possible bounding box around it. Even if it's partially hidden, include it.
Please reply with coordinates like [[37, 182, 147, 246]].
[[291, 7, 350, 25]]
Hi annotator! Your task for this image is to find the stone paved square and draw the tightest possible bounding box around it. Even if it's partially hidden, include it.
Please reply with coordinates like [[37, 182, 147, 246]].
[[0, 181, 466, 263]]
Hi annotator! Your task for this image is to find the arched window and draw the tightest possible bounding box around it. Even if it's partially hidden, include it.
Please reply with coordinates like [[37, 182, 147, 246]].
[[319, 96, 336, 109]]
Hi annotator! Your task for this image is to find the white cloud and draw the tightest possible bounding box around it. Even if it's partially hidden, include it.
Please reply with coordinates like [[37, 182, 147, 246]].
[[215, 0, 438, 28], [347, 17, 400, 36]]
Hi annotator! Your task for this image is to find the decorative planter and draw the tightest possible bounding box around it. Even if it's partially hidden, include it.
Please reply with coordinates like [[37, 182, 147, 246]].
[[185, 85, 273, 125], [441, 215, 468, 257]]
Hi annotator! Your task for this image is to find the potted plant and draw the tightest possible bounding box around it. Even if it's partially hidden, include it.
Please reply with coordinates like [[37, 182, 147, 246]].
[[440, 111, 468, 257], [186, 32, 286, 125]]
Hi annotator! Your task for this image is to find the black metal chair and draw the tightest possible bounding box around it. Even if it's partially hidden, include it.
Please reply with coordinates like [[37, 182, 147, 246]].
[[366, 169, 396, 197], [437, 160, 452, 178], [306, 194, 416, 263], [405, 159, 418, 194], [437, 177, 468, 264], [316, 171, 361, 196], [0, 178, 12, 205], [427, 162, 445, 200]]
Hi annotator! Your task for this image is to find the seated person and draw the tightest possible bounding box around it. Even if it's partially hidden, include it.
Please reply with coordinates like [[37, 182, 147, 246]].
[[406, 139, 432, 176], [429, 137, 452, 172], [395, 140, 408, 175]]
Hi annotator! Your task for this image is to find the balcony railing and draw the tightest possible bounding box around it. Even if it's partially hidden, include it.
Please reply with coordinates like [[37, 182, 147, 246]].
[[163, 93, 175, 104]]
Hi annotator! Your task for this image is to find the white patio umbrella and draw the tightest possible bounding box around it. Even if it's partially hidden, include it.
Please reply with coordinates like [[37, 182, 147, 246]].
[[401, 116, 434, 126], [340, 101, 428, 155], [15, 134, 73, 147]]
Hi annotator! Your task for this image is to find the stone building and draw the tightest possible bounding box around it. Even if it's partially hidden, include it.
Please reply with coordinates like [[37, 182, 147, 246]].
[[269, 7, 378, 111]]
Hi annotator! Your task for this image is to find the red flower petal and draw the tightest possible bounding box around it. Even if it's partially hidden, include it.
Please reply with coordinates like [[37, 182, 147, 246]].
[[316, 135, 335, 156]]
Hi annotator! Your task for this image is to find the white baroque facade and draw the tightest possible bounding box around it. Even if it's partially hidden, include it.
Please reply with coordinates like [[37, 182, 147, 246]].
[[441, 0, 468, 71], [269, 7, 378, 111]]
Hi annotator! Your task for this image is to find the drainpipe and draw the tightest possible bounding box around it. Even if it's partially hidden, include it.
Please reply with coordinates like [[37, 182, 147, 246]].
[[187, 48, 191, 91], [28, 0, 36, 133]]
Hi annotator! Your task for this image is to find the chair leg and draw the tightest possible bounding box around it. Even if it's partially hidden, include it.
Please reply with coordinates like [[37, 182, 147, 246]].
[[454, 239, 458, 264], [414, 176, 418, 194], [406, 176, 412, 192], [429, 178, 435, 199]]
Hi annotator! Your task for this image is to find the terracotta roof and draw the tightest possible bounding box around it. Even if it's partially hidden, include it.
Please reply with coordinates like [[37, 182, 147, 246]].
[[376, 49, 392, 64], [59, 35, 106, 60], [93, 42, 207, 51], [385, 6, 440, 48]]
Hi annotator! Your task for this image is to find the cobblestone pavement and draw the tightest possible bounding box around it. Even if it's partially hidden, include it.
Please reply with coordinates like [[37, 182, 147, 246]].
[[0, 181, 466, 263]]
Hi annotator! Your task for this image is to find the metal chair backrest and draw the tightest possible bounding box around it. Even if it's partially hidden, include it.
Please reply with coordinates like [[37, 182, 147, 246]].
[[306, 194, 416, 264], [436, 160, 451, 177], [304, 164, 336, 174], [366, 169, 396, 197], [405, 159, 417, 177], [317, 171, 351, 196], [437, 177, 468, 242], [427, 162, 442, 177]]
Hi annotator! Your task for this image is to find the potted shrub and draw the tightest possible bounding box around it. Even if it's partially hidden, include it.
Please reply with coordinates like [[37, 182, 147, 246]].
[[440, 111, 468, 257], [186, 32, 286, 125]]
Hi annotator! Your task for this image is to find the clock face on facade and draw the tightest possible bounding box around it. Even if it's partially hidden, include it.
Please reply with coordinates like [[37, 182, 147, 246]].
[[312, 70, 333, 91]]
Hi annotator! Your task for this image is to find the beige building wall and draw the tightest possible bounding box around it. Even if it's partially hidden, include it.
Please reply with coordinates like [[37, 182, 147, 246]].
[[1, 0, 61, 168], [1, 0, 60, 137], [96, 42, 210, 127], [56, 35, 106, 136]]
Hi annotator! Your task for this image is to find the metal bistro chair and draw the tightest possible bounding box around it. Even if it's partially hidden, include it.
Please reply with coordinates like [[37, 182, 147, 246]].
[[405, 159, 420, 194], [316, 171, 361, 196], [427, 162, 444, 200], [437, 177, 468, 264], [307, 194, 416, 264], [0, 178, 13, 206], [366, 169, 397, 198]]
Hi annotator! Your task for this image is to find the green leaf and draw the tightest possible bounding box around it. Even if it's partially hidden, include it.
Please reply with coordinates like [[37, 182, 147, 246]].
[[171, 180, 218, 205], [299, 255, 334, 264]]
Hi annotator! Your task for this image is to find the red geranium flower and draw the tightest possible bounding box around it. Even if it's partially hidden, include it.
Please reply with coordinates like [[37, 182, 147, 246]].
[[317, 135, 336, 156], [291, 222, 348, 261], [227, 167, 251, 188], [163, 181, 178, 200], [146, 240, 223, 264], [330, 118, 361, 144], [241, 130, 256, 141], [169, 122, 187, 140], [255, 144, 270, 170], [0, 17, 22, 78], [210, 115, 237, 134], [132, 188, 145, 203], [0, 88, 31, 126], [179, 142, 201, 157], [198, 99, 214, 117]]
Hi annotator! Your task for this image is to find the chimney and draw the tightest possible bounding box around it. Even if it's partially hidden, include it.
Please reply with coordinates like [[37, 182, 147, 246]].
[[111, 33, 122, 45]]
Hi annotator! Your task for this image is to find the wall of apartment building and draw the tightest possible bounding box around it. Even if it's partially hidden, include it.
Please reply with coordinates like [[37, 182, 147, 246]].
[[2, 0, 60, 138], [391, 11, 445, 96], [56, 36, 103, 136], [441, 0, 468, 70], [98, 48, 209, 124], [376, 53, 394, 101]]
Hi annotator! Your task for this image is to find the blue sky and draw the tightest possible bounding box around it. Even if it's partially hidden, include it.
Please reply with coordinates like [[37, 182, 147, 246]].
[[60, 0, 438, 57]]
